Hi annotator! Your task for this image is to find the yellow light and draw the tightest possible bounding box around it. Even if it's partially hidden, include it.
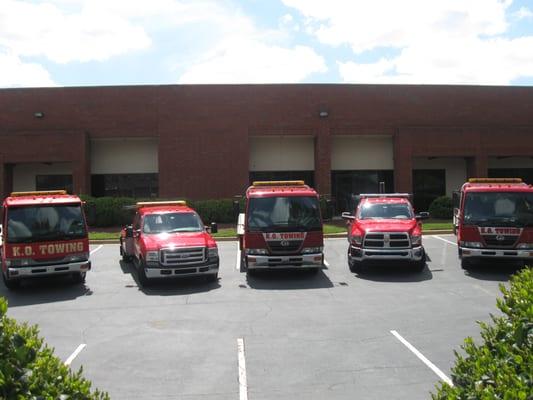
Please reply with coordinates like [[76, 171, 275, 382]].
[[468, 178, 523, 183], [136, 201, 187, 208], [252, 180, 305, 187], [10, 190, 67, 197]]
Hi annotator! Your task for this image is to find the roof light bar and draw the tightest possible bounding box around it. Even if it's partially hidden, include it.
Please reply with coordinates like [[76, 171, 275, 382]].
[[468, 178, 523, 183], [136, 201, 187, 208], [252, 180, 306, 187], [10, 190, 67, 197], [359, 193, 411, 198]]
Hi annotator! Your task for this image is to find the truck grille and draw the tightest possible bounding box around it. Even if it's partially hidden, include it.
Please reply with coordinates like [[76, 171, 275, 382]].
[[363, 232, 410, 249], [160, 247, 206, 266], [267, 240, 303, 254], [483, 235, 518, 248]]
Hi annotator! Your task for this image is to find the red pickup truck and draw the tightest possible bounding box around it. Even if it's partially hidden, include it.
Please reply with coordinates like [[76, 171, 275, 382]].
[[120, 201, 219, 287], [342, 194, 429, 273]]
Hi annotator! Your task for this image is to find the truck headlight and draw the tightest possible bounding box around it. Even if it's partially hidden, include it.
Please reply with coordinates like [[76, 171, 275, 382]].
[[460, 241, 483, 248], [350, 236, 362, 246], [146, 251, 159, 262], [517, 243, 533, 249], [208, 247, 219, 258], [245, 248, 268, 255], [5, 258, 32, 267], [302, 247, 323, 254], [66, 252, 90, 263], [410, 235, 422, 246]]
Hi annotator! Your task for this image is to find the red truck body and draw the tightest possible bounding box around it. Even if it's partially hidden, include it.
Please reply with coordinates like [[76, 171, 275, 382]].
[[120, 201, 219, 286], [343, 194, 428, 273], [238, 181, 324, 273], [453, 178, 533, 268], [1, 191, 91, 289]]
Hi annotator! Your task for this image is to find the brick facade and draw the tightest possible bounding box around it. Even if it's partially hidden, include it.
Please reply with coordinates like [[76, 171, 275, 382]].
[[1, 84, 532, 199]]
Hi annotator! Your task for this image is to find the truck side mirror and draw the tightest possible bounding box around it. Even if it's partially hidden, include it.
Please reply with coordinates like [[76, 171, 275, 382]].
[[133, 229, 141, 238], [210, 222, 218, 234], [416, 212, 430, 220], [341, 212, 356, 221], [125, 225, 134, 238]]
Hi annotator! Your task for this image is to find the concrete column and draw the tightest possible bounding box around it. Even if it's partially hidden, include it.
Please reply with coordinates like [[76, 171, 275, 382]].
[[72, 133, 91, 195], [393, 130, 413, 193], [314, 120, 331, 195]]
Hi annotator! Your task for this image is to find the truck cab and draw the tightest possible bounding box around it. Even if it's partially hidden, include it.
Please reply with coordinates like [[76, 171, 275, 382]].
[[342, 194, 429, 273], [120, 201, 219, 286], [237, 181, 324, 274], [1, 190, 91, 289], [453, 178, 533, 269]]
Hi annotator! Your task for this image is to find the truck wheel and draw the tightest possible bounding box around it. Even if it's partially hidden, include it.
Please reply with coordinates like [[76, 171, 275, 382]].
[[413, 251, 427, 272], [2, 272, 21, 290], [461, 258, 472, 270], [122, 254, 133, 263], [137, 260, 151, 288], [349, 260, 365, 274], [72, 272, 86, 284], [207, 273, 219, 283]]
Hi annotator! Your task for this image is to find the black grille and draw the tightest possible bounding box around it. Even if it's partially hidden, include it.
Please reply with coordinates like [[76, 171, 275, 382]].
[[483, 235, 518, 247], [390, 241, 410, 248], [267, 240, 303, 254], [363, 232, 410, 249]]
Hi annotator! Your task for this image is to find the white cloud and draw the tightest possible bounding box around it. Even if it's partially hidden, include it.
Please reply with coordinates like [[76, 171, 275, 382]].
[[514, 6, 533, 19], [283, 0, 533, 85], [0, 52, 56, 87]]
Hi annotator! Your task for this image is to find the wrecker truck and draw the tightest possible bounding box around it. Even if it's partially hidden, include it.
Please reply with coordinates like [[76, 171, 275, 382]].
[[120, 201, 219, 286], [237, 181, 324, 274], [453, 178, 533, 269], [1, 190, 91, 289], [342, 193, 429, 273]]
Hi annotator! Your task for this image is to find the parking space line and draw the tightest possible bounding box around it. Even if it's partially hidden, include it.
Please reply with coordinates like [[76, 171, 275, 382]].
[[90, 245, 104, 255], [64, 343, 86, 366], [235, 243, 241, 271], [390, 330, 453, 386], [431, 236, 457, 246], [237, 338, 248, 400]]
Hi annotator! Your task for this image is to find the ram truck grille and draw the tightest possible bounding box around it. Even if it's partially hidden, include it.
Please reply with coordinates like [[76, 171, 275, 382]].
[[363, 232, 410, 249]]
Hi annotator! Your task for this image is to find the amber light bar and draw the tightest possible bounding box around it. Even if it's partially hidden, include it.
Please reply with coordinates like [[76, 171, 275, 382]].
[[136, 201, 187, 208], [468, 178, 523, 183], [252, 180, 306, 187], [359, 193, 411, 198], [10, 190, 67, 197]]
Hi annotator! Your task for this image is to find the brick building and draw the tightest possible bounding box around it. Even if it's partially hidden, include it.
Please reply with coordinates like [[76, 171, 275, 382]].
[[1, 84, 532, 211]]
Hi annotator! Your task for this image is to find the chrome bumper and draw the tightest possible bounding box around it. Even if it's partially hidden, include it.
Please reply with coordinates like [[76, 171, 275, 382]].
[[246, 253, 323, 270], [7, 260, 91, 279], [460, 247, 533, 260], [145, 262, 219, 278], [349, 246, 424, 262]]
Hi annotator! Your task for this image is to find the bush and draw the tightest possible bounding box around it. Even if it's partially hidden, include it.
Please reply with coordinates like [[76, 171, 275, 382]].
[[432, 267, 533, 400], [0, 297, 109, 399], [428, 196, 453, 219]]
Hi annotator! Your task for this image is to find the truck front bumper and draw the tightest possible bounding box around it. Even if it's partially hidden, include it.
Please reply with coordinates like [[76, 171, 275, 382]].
[[145, 260, 219, 279], [348, 246, 424, 263], [7, 260, 91, 279], [460, 247, 533, 261], [246, 253, 323, 270]]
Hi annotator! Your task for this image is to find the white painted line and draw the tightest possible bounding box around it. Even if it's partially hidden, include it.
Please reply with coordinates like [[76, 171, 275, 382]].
[[431, 235, 457, 246], [237, 338, 248, 400], [323, 259, 330, 267], [235, 243, 242, 271], [390, 330, 453, 386], [90, 245, 104, 255], [64, 343, 86, 366]]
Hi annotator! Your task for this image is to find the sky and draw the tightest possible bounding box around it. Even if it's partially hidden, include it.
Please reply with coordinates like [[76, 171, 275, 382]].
[[1, 0, 533, 88]]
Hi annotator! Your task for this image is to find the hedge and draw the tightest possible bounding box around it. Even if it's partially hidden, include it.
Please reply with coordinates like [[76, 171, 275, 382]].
[[432, 267, 533, 399], [0, 297, 109, 399], [428, 196, 453, 219]]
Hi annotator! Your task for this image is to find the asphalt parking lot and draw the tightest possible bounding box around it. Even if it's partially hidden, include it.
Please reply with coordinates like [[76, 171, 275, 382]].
[[2, 235, 522, 400]]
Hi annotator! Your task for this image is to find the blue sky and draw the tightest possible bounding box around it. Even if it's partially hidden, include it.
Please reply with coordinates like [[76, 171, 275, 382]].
[[1, 0, 533, 87]]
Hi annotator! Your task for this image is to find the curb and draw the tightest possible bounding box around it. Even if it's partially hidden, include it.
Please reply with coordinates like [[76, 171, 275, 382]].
[[89, 230, 453, 244]]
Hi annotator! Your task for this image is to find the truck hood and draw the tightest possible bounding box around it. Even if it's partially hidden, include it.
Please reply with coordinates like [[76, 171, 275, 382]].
[[354, 219, 418, 234], [142, 231, 215, 251]]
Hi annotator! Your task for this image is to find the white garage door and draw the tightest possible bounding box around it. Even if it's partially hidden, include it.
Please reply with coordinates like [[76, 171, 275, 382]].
[[249, 136, 314, 171], [91, 138, 158, 174], [332, 135, 393, 170]]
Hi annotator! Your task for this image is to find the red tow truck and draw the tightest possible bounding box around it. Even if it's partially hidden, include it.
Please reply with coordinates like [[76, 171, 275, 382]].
[[120, 201, 219, 286], [453, 178, 533, 269], [237, 181, 324, 274], [1, 190, 91, 289], [342, 194, 429, 273]]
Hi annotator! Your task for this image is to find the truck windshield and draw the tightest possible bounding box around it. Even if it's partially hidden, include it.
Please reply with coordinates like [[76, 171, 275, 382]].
[[247, 196, 322, 232], [359, 203, 413, 219], [143, 212, 204, 234], [6, 205, 87, 243], [463, 192, 533, 227]]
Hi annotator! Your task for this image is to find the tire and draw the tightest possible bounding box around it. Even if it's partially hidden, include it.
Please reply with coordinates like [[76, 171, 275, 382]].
[[122, 254, 133, 263], [461, 258, 472, 270], [349, 259, 365, 273], [72, 272, 86, 284], [206, 273, 219, 283], [137, 259, 151, 287], [2, 271, 21, 290], [413, 251, 426, 272]]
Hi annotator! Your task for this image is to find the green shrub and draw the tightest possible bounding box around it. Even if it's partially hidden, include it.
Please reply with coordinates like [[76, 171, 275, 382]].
[[0, 297, 109, 399], [432, 267, 533, 400], [428, 196, 453, 219]]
